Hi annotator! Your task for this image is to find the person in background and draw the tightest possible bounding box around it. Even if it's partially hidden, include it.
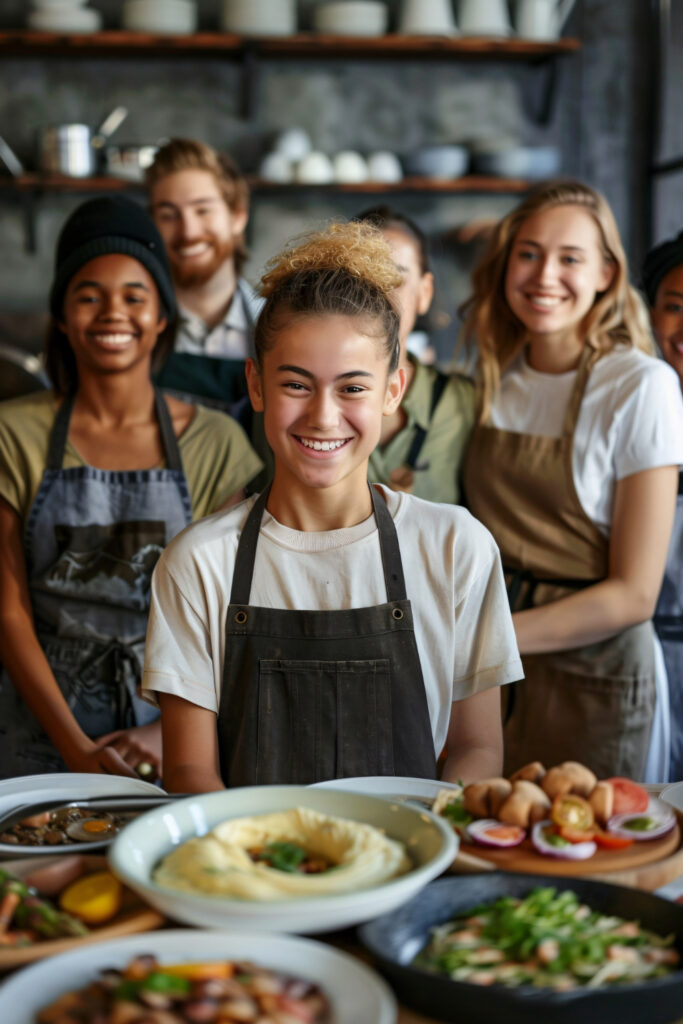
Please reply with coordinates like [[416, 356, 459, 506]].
[[462, 180, 683, 781], [146, 138, 263, 413], [643, 230, 683, 781], [355, 206, 475, 504], [142, 221, 522, 794], [0, 196, 261, 780]]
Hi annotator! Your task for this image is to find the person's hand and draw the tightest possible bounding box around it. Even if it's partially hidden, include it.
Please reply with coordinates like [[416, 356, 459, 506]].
[[64, 740, 139, 778], [95, 722, 162, 782]]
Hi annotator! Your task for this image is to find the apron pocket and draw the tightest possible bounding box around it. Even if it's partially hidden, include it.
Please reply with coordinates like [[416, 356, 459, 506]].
[[256, 658, 395, 785]]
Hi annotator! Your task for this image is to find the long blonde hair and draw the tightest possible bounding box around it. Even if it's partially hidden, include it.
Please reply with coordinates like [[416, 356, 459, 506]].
[[460, 180, 653, 422]]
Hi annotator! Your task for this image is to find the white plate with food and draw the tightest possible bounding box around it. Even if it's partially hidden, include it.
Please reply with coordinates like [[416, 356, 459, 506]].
[[311, 775, 462, 807], [0, 928, 397, 1024], [108, 785, 457, 934], [0, 774, 163, 856]]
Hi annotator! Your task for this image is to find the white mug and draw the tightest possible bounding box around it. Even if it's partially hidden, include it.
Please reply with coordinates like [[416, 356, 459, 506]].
[[513, 0, 576, 39], [458, 0, 510, 35], [399, 0, 457, 36]]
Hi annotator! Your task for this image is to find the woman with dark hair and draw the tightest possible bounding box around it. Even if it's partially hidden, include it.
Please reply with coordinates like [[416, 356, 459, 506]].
[[0, 196, 261, 779], [355, 205, 475, 504]]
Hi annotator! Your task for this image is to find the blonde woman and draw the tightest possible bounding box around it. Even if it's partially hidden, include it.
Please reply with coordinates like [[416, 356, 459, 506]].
[[462, 181, 683, 780]]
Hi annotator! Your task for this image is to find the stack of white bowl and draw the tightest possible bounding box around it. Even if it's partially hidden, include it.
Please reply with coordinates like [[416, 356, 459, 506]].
[[27, 0, 103, 33], [122, 0, 198, 34], [259, 129, 403, 185]]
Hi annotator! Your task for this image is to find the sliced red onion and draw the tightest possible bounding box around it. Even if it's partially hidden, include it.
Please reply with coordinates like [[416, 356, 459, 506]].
[[607, 806, 676, 841], [467, 819, 526, 848], [531, 820, 597, 860]]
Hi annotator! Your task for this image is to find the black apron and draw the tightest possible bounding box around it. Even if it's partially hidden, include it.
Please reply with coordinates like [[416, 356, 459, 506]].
[[654, 471, 683, 781], [217, 485, 437, 786]]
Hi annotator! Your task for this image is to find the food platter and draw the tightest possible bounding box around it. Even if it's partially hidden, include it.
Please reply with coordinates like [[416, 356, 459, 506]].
[[0, 854, 164, 971], [0, 929, 398, 1024], [452, 800, 683, 891]]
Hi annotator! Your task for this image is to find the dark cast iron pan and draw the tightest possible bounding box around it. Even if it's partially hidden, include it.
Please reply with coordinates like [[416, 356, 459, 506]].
[[358, 873, 683, 1024]]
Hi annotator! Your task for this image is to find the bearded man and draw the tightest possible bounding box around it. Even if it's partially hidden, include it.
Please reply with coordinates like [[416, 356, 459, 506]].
[[146, 139, 263, 411]]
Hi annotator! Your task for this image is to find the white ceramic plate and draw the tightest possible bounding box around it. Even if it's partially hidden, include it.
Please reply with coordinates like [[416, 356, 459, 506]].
[[661, 781, 683, 814], [0, 773, 163, 856], [0, 929, 397, 1024], [311, 775, 461, 806]]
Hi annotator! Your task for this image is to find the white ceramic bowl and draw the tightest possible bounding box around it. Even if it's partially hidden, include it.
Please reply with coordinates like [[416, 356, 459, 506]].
[[221, 0, 297, 36], [273, 127, 313, 161], [314, 1, 388, 37], [0, 929, 398, 1024], [259, 151, 295, 183], [108, 785, 457, 934], [404, 144, 469, 179], [472, 145, 560, 179], [296, 150, 335, 184], [0, 773, 162, 857], [367, 150, 403, 182], [333, 149, 369, 183], [122, 0, 197, 34], [27, 7, 102, 31]]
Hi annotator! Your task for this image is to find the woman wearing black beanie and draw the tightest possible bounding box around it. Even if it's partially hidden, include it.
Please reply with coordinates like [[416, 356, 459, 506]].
[[643, 231, 683, 781], [0, 196, 262, 779]]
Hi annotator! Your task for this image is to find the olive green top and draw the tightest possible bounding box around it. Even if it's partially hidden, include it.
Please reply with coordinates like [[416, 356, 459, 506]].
[[368, 358, 476, 505]]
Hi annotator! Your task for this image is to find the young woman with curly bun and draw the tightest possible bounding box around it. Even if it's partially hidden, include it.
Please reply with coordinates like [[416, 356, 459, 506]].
[[142, 221, 523, 793]]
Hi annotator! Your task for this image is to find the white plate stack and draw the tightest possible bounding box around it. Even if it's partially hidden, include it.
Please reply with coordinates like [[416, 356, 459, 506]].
[[122, 0, 198, 35], [27, 0, 103, 33]]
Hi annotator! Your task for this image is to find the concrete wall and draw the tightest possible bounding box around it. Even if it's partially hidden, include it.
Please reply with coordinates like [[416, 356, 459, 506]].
[[0, 0, 654, 361]]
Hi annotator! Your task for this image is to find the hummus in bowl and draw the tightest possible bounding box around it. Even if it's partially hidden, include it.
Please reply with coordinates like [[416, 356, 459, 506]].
[[154, 806, 411, 900]]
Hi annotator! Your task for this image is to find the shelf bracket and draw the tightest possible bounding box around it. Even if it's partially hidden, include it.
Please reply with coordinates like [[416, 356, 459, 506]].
[[19, 190, 37, 254], [240, 45, 260, 121]]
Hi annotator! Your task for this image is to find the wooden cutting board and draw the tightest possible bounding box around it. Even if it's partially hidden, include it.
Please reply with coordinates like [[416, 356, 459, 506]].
[[454, 810, 683, 891]]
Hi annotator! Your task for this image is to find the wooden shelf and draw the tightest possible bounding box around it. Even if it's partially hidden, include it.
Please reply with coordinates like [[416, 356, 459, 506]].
[[0, 174, 533, 195], [0, 30, 580, 60]]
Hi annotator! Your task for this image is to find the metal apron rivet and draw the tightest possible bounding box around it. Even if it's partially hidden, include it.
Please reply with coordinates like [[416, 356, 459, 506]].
[[392, 607, 404, 620], [235, 610, 248, 625]]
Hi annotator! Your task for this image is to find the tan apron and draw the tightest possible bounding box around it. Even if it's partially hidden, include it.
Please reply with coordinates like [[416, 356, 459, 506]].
[[463, 347, 655, 780]]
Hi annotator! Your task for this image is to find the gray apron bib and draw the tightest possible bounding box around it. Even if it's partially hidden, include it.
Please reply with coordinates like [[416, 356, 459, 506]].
[[0, 389, 192, 778], [654, 474, 683, 781], [217, 485, 437, 786]]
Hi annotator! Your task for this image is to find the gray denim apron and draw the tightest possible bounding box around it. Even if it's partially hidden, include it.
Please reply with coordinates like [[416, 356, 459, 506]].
[[217, 485, 437, 786], [0, 389, 192, 778], [654, 472, 683, 781]]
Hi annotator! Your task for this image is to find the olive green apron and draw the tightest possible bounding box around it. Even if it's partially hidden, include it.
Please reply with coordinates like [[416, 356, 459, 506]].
[[463, 347, 655, 780]]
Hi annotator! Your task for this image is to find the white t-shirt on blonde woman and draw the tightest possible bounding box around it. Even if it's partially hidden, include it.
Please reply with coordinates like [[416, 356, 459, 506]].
[[490, 345, 683, 533], [142, 485, 523, 756]]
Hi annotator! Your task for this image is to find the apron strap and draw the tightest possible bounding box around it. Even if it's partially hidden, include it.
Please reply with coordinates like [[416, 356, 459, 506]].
[[46, 394, 76, 470], [561, 345, 595, 438], [404, 370, 449, 470], [46, 389, 184, 473], [229, 484, 408, 606], [154, 387, 185, 472]]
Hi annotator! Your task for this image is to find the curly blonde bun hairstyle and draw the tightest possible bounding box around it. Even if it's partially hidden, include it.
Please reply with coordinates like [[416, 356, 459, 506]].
[[255, 221, 402, 371]]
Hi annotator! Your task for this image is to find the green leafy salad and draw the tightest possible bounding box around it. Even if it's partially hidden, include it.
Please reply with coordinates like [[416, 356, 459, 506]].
[[416, 887, 680, 991]]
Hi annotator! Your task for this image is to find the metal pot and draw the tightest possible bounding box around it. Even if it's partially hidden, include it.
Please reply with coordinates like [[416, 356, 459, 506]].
[[103, 142, 159, 182], [39, 106, 128, 178]]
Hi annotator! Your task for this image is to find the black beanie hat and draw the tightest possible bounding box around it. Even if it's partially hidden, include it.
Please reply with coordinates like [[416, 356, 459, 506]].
[[49, 195, 176, 320], [641, 229, 683, 306]]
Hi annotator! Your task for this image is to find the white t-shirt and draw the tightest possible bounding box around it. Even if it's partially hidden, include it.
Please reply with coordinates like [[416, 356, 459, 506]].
[[142, 486, 523, 755], [490, 346, 683, 534]]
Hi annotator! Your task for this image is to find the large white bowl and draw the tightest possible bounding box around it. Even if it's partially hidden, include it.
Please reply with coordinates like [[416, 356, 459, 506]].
[[108, 785, 457, 934], [0, 929, 397, 1024], [314, 1, 388, 37], [0, 773, 162, 857]]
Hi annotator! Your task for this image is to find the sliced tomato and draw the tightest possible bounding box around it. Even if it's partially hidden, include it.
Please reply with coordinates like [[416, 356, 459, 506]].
[[606, 778, 649, 816], [593, 828, 634, 850], [551, 794, 594, 832], [558, 824, 595, 844]]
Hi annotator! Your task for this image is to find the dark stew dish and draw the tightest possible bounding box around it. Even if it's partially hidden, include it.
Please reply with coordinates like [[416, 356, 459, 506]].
[[36, 954, 331, 1023], [416, 887, 680, 991], [0, 806, 137, 847]]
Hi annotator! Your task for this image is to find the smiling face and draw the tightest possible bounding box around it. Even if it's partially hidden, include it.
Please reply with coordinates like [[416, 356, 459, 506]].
[[504, 204, 614, 347], [247, 313, 403, 504], [150, 168, 248, 288], [651, 264, 683, 385], [60, 253, 166, 378]]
